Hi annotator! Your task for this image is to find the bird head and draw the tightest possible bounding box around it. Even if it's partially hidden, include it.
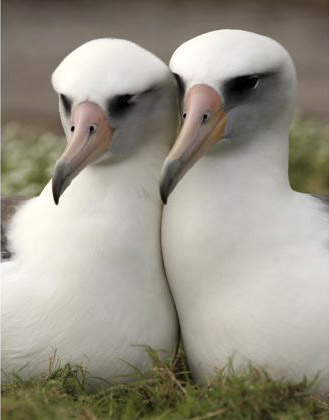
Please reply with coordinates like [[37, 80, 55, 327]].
[[160, 30, 297, 203], [51, 38, 177, 204]]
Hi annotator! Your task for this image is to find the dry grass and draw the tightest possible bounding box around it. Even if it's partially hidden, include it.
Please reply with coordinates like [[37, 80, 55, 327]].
[[2, 349, 329, 419]]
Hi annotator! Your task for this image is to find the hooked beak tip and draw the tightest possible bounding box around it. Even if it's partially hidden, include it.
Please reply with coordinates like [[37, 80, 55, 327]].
[[160, 159, 181, 205], [52, 161, 71, 206], [160, 186, 168, 205]]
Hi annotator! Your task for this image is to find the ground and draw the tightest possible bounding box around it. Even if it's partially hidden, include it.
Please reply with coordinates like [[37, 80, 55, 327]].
[[2, 350, 329, 419]]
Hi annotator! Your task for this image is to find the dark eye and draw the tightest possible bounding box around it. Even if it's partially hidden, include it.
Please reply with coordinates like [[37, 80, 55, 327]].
[[60, 94, 72, 115], [107, 94, 134, 118], [226, 75, 259, 92]]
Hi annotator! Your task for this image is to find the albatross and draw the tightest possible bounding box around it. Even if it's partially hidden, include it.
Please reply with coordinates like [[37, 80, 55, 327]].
[[160, 30, 329, 391], [2, 38, 179, 385]]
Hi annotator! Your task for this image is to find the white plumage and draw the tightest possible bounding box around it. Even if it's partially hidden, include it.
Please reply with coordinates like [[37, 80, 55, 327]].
[[2, 39, 179, 386], [161, 30, 329, 392]]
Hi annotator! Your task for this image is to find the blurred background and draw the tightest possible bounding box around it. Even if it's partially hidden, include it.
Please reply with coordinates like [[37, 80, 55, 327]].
[[2, 0, 329, 195]]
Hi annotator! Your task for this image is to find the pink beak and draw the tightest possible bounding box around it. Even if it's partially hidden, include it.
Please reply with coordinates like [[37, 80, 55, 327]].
[[160, 84, 227, 203], [52, 101, 113, 204]]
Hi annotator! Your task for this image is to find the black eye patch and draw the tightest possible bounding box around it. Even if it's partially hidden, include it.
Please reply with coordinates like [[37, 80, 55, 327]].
[[225, 75, 259, 93], [60, 94, 72, 115], [107, 94, 134, 118], [173, 73, 185, 98]]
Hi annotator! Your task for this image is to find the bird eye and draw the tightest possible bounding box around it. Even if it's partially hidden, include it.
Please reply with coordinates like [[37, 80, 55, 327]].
[[107, 94, 134, 118], [227, 75, 259, 92]]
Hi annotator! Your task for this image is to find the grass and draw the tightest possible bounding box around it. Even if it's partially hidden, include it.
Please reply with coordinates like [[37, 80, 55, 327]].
[[1, 119, 329, 196], [2, 350, 329, 419], [1, 119, 329, 418], [289, 119, 329, 194], [1, 123, 65, 196]]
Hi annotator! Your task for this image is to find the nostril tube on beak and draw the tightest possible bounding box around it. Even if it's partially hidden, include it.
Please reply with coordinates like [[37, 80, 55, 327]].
[[89, 125, 96, 135]]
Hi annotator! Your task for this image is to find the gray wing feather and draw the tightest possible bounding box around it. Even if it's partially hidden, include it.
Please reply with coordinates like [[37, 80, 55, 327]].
[[312, 194, 329, 210], [1, 196, 31, 261]]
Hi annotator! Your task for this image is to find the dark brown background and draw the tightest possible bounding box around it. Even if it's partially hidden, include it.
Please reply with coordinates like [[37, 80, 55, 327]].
[[2, 0, 328, 133]]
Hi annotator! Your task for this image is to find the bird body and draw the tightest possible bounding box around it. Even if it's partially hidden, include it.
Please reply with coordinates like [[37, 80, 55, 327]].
[[161, 30, 329, 391], [163, 142, 329, 387], [2, 39, 179, 385]]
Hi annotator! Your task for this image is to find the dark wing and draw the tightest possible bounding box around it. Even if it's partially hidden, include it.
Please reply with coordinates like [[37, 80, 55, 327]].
[[1, 196, 31, 261], [313, 194, 329, 211]]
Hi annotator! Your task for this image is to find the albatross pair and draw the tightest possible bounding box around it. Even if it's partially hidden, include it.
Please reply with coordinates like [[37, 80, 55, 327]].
[[2, 30, 328, 391]]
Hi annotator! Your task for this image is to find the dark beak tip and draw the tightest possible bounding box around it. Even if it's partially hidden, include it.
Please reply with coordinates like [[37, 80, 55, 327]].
[[159, 178, 170, 205], [160, 190, 168, 205], [52, 187, 59, 206], [159, 159, 181, 206], [52, 161, 71, 206], [52, 177, 60, 205]]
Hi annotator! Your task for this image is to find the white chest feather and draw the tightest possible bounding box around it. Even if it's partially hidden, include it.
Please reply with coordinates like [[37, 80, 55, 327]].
[[162, 155, 329, 390], [2, 163, 178, 385]]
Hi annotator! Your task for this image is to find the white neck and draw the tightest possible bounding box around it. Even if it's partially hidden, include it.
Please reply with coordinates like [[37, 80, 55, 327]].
[[11, 131, 173, 267], [209, 128, 291, 196], [164, 127, 294, 281]]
